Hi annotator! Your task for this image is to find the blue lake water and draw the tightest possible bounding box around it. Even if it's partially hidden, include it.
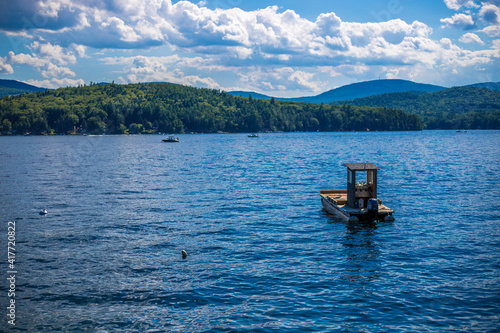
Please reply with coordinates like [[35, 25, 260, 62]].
[[0, 130, 499, 331]]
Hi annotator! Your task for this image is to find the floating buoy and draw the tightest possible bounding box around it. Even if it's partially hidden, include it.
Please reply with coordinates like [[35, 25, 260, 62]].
[[181, 250, 188, 259], [39, 209, 47, 215]]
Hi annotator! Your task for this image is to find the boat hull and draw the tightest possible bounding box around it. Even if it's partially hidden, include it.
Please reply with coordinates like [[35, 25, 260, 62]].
[[320, 192, 394, 222], [321, 196, 351, 221]]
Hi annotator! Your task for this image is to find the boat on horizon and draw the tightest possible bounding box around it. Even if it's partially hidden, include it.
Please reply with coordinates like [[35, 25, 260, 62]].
[[320, 163, 394, 222], [248, 133, 259, 137]]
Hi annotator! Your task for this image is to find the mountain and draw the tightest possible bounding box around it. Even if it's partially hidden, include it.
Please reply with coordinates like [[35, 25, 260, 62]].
[[229, 79, 446, 104], [336, 86, 500, 114], [227, 91, 273, 100], [0, 79, 46, 97], [466, 82, 500, 91], [334, 86, 500, 129], [292, 79, 446, 104]]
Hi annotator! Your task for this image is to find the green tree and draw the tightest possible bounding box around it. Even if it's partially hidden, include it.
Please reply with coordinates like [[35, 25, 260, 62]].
[[129, 123, 144, 134], [56, 113, 79, 133], [13, 116, 30, 133], [1, 119, 12, 133], [87, 116, 106, 134]]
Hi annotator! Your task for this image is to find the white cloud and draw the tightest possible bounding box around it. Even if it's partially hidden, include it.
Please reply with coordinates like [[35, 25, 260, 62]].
[[443, 0, 479, 11], [100, 17, 140, 42], [440, 13, 476, 29], [24, 78, 85, 89], [30, 41, 77, 65], [479, 4, 500, 24], [5, 40, 81, 78], [7, 51, 76, 78], [0, 58, 14, 74], [71, 43, 87, 58], [493, 38, 500, 49], [82, 2, 498, 92], [481, 25, 500, 36], [1, 0, 498, 93], [460, 32, 485, 44], [100, 54, 222, 89], [237, 66, 324, 93]]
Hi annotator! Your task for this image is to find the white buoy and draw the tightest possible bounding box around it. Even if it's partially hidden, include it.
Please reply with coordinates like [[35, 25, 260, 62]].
[[181, 250, 188, 259]]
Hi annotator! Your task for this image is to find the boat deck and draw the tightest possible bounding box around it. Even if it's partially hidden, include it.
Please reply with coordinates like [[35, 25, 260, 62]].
[[320, 190, 394, 214]]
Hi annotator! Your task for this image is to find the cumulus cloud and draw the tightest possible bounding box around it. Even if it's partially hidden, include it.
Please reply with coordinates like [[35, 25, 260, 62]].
[[440, 13, 476, 29], [443, 0, 479, 10], [460, 32, 485, 44], [5, 40, 81, 78], [481, 25, 500, 36], [24, 77, 85, 89], [0, 58, 14, 74], [8, 51, 76, 78], [1, 0, 498, 90], [238, 66, 323, 92], [30, 41, 77, 65], [99, 54, 222, 89], [0, 0, 437, 62], [479, 4, 500, 24], [0, 0, 83, 32]]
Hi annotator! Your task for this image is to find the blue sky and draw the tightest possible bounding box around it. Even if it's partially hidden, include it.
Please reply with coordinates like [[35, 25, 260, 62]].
[[0, 0, 499, 97]]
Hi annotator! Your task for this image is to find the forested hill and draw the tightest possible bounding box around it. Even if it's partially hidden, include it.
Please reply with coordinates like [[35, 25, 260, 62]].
[[0, 82, 422, 135], [335, 87, 500, 129], [0, 79, 46, 97]]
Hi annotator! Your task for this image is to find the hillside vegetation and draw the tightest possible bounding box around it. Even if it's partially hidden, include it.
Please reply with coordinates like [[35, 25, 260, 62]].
[[0, 79, 46, 97], [0, 82, 422, 135], [336, 87, 500, 129]]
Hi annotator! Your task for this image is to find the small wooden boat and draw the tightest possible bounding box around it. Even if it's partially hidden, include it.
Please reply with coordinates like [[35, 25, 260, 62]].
[[320, 163, 394, 222], [248, 133, 259, 138], [162, 135, 179, 142]]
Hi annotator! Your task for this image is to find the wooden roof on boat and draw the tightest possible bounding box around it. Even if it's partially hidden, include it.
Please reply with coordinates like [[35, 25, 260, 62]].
[[343, 163, 379, 171]]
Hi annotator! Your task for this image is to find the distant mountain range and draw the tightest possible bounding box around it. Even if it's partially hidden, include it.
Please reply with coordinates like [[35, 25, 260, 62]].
[[228, 79, 500, 104], [466, 82, 500, 91], [334, 86, 500, 114], [0, 79, 46, 97], [292, 79, 446, 104], [331, 86, 500, 129]]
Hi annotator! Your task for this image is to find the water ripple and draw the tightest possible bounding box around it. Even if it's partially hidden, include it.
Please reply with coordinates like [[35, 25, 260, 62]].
[[0, 131, 499, 331]]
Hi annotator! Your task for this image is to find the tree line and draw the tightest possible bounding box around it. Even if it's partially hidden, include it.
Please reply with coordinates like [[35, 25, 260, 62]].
[[0, 82, 423, 135], [335, 87, 500, 129]]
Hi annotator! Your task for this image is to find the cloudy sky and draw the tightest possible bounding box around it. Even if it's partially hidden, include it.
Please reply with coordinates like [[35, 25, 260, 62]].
[[0, 0, 499, 97]]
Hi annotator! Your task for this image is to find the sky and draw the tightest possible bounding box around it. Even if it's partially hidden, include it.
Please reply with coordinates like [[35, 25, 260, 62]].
[[0, 0, 499, 97]]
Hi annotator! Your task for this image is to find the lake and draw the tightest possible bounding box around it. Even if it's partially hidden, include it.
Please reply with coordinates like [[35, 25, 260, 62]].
[[0, 130, 499, 331]]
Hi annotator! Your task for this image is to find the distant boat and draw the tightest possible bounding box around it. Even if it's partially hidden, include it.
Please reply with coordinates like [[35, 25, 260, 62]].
[[248, 133, 259, 138], [162, 135, 179, 142], [320, 163, 394, 222], [39, 209, 47, 215]]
